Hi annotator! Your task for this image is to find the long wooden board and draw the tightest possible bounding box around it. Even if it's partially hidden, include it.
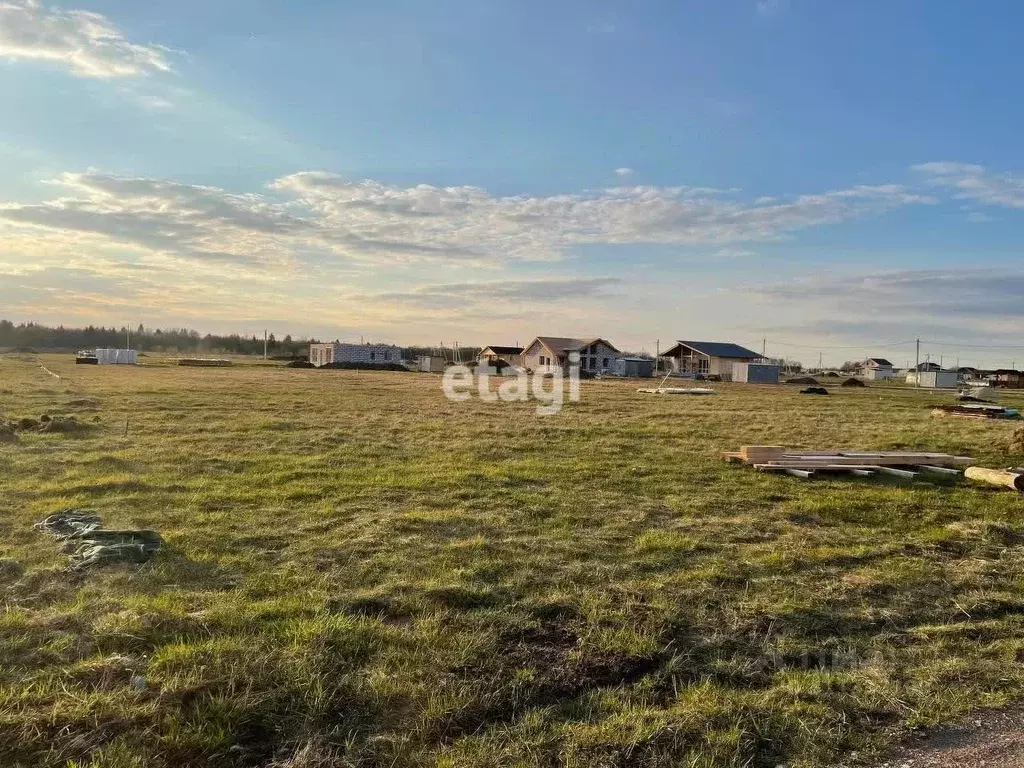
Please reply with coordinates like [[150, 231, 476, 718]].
[[754, 463, 886, 472], [752, 457, 969, 467], [724, 451, 972, 467]]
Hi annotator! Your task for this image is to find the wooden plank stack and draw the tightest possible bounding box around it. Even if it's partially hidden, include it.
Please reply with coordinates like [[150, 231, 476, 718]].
[[722, 445, 974, 481], [932, 404, 1020, 420]]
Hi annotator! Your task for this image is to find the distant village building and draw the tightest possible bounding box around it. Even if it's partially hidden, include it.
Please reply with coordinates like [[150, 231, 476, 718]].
[[861, 358, 896, 380], [478, 345, 524, 369], [521, 337, 620, 374], [309, 342, 404, 368], [993, 369, 1024, 389], [661, 340, 761, 380]]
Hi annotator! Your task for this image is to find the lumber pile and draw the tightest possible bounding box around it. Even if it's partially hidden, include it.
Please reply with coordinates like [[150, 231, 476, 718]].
[[637, 387, 716, 395], [932, 404, 1020, 420], [177, 358, 232, 367], [722, 445, 974, 481]]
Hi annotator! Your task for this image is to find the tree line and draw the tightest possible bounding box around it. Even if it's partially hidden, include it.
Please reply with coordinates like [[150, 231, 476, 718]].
[[0, 320, 314, 357], [0, 320, 485, 360]]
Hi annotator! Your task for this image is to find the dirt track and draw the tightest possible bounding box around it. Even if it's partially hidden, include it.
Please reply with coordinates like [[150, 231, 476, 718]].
[[864, 707, 1024, 768]]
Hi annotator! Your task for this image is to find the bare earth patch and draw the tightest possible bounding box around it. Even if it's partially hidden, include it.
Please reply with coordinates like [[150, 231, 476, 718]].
[[866, 707, 1024, 768]]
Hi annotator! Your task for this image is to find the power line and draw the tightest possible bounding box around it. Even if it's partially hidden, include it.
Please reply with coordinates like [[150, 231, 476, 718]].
[[763, 339, 917, 350], [921, 339, 1024, 350]]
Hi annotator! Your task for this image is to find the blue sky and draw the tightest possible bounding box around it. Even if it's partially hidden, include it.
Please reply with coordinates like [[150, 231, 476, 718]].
[[1, 0, 1023, 366]]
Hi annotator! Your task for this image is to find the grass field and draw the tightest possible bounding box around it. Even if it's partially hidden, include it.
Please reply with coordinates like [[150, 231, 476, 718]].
[[2, 353, 1024, 768]]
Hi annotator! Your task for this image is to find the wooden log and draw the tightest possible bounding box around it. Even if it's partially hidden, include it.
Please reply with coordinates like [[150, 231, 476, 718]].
[[964, 466, 1024, 492]]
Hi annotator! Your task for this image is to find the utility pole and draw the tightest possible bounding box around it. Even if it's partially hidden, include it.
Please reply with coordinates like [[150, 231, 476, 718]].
[[126, 324, 131, 351], [818, 352, 823, 372], [263, 329, 268, 360], [656, 339, 660, 374], [762, 338, 767, 360], [915, 338, 920, 388]]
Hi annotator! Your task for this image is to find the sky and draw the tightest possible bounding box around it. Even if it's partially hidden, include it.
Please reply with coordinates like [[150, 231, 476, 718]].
[[1, 0, 1023, 367]]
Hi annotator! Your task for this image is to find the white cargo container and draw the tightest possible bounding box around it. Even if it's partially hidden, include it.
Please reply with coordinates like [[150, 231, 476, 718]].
[[94, 349, 138, 365], [917, 370, 958, 388], [732, 361, 781, 384]]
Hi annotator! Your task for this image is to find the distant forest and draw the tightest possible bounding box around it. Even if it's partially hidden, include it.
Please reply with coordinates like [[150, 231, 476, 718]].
[[0, 319, 479, 360], [0, 319, 316, 356]]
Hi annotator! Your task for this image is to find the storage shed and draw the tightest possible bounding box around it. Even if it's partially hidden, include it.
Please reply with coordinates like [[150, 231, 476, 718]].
[[917, 370, 959, 388], [418, 356, 446, 373], [732, 361, 780, 384], [614, 357, 654, 378]]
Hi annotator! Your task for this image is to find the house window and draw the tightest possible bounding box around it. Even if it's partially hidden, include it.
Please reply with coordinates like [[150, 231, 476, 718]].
[[603, 357, 609, 368], [698, 358, 710, 373], [370, 352, 376, 361]]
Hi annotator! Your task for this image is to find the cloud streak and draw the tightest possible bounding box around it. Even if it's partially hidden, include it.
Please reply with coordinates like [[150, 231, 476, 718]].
[[371, 276, 622, 307], [0, 0, 173, 78], [916, 161, 1024, 210], [753, 268, 1024, 321], [0, 170, 935, 273]]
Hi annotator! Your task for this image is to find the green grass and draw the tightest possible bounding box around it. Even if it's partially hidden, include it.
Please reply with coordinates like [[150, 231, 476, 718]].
[[2, 354, 1024, 767]]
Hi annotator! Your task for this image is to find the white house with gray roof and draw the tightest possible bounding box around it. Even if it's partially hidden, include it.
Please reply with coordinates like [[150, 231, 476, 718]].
[[661, 340, 761, 379]]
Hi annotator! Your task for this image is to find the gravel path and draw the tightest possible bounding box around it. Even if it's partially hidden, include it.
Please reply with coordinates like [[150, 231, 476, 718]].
[[865, 707, 1024, 768]]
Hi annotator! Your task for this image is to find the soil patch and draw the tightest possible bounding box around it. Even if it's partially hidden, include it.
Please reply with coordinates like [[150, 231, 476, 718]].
[[858, 706, 1024, 768], [1, 414, 92, 436]]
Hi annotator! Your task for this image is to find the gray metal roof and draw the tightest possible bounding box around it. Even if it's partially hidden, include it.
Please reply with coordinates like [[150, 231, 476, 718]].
[[673, 340, 760, 359], [530, 336, 621, 356]]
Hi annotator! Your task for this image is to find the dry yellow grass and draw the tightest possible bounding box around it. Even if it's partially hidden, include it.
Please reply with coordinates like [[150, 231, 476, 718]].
[[2, 353, 1024, 767]]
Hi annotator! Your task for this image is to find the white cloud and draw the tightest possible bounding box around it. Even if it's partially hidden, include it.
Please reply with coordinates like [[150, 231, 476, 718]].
[[915, 161, 1024, 210], [0, 170, 933, 275], [613, 167, 633, 177], [272, 172, 932, 263], [756, 0, 788, 16], [0, 0, 173, 78]]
